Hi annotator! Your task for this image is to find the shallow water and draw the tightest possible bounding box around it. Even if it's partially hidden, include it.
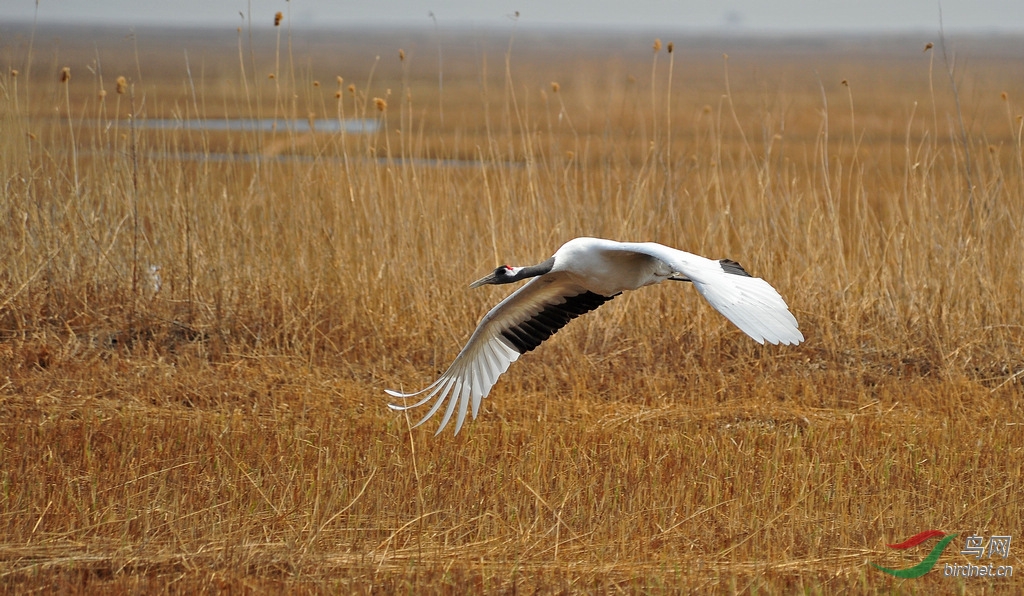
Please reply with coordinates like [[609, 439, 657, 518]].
[[129, 117, 378, 134]]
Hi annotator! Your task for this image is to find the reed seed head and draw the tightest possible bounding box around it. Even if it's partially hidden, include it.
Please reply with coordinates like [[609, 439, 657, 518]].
[[550, 81, 560, 93], [1001, 91, 1008, 101], [348, 84, 356, 95], [269, 73, 275, 80], [667, 42, 674, 54], [10, 69, 18, 78], [60, 67, 70, 83], [98, 89, 107, 99], [274, 12, 283, 26], [653, 38, 662, 53], [924, 42, 933, 51], [374, 97, 387, 112], [399, 49, 405, 61], [841, 79, 848, 87], [335, 91, 342, 99], [313, 80, 320, 87], [116, 76, 128, 94]]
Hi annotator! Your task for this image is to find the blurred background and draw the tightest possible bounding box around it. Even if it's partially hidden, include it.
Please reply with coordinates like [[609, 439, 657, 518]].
[[3, 0, 1024, 32]]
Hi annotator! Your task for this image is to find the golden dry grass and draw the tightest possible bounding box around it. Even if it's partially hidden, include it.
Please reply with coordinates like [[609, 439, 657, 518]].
[[1, 23, 1023, 593]]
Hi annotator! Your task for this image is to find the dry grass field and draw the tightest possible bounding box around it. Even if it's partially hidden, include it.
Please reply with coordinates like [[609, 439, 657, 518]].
[[1, 20, 1023, 593]]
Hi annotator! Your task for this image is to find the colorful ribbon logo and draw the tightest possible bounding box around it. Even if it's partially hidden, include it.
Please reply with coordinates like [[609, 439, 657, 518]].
[[872, 530, 958, 579]]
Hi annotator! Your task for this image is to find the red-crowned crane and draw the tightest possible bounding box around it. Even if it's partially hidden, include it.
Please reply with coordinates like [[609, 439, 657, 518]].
[[387, 237, 804, 435]]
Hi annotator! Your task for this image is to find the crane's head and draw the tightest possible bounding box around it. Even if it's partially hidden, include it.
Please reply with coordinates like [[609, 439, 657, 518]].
[[470, 265, 521, 288], [470, 257, 556, 288]]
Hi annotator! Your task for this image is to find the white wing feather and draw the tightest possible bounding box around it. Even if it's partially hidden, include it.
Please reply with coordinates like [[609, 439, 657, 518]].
[[620, 242, 803, 345], [387, 273, 587, 435]]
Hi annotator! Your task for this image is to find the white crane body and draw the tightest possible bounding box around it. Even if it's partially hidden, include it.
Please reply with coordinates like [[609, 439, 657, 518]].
[[387, 237, 803, 435]]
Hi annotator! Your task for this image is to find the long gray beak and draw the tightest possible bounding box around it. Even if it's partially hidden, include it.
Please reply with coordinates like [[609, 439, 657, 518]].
[[469, 272, 498, 288]]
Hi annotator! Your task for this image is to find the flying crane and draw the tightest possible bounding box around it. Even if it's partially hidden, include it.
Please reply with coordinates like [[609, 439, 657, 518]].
[[387, 237, 804, 435]]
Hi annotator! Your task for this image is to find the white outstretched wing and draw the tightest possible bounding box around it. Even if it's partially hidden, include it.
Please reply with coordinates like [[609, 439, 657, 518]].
[[622, 242, 804, 346], [387, 272, 615, 435]]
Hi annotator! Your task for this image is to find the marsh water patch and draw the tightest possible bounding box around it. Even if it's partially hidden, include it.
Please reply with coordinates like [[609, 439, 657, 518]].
[[104, 117, 379, 134]]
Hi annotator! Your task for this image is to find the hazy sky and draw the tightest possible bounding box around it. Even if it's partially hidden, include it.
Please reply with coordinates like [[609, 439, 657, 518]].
[[3, 0, 1023, 32]]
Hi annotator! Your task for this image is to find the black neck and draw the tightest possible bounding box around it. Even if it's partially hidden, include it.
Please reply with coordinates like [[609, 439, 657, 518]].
[[513, 257, 555, 281]]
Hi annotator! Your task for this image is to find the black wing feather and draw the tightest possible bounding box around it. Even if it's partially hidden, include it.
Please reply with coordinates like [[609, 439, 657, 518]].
[[719, 259, 752, 277], [499, 290, 618, 354]]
